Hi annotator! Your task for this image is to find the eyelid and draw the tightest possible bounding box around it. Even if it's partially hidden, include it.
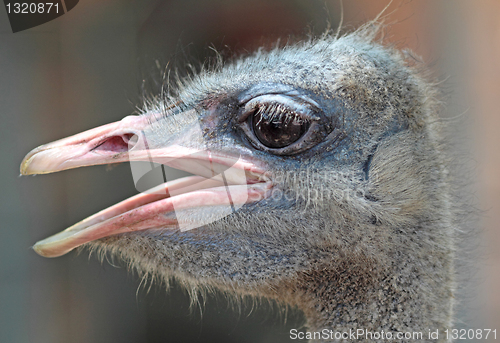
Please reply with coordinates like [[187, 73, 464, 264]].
[[238, 94, 320, 123]]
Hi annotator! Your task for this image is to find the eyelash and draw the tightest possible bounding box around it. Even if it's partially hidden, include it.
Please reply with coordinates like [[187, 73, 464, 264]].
[[251, 103, 307, 127]]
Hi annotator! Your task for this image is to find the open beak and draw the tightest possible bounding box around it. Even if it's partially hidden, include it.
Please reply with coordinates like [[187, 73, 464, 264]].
[[21, 112, 272, 258]]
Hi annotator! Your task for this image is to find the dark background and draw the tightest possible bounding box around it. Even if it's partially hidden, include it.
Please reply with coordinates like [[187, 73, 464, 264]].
[[1, 0, 498, 342]]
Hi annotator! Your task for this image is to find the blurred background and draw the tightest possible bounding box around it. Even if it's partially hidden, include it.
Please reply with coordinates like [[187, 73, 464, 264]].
[[1, 0, 498, 342]]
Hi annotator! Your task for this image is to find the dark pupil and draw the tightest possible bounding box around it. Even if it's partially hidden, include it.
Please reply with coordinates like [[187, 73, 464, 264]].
[[252, 110, 309, 149]]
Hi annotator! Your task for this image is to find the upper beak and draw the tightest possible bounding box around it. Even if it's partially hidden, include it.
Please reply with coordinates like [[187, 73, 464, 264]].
[[21, 112, 271, 258], [21, 115, 150, 175]]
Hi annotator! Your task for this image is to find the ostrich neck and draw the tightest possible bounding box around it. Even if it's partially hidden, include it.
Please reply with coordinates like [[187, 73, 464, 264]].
[[278, 247, 454, 342]]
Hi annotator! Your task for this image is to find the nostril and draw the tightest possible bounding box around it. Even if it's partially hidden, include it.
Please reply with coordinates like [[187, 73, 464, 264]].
[[92, 133, 139, 154]]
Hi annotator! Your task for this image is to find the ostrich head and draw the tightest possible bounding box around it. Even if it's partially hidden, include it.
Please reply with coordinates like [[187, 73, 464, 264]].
[[21, 27, 454, 339]]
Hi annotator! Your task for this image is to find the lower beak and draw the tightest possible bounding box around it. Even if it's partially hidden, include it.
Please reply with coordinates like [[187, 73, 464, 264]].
[[21, 113, 271, 258]]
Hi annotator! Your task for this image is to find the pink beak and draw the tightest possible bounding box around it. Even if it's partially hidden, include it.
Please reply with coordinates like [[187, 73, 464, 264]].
[[21, 113, 272, 258]]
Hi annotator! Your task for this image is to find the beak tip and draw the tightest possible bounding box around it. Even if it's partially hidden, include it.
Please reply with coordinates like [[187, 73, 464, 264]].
[[20, 145, 43, 175], [20, 158, 32, 175], [32, 241, 64, 258], [20, 147, 65, 176], [20, 157, 40, 175], [32, 243, 47, 257]]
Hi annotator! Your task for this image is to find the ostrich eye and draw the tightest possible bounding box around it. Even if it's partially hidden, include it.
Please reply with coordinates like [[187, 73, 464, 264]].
[[238, 92, 324, 155], [250, 105, 310, 148]]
